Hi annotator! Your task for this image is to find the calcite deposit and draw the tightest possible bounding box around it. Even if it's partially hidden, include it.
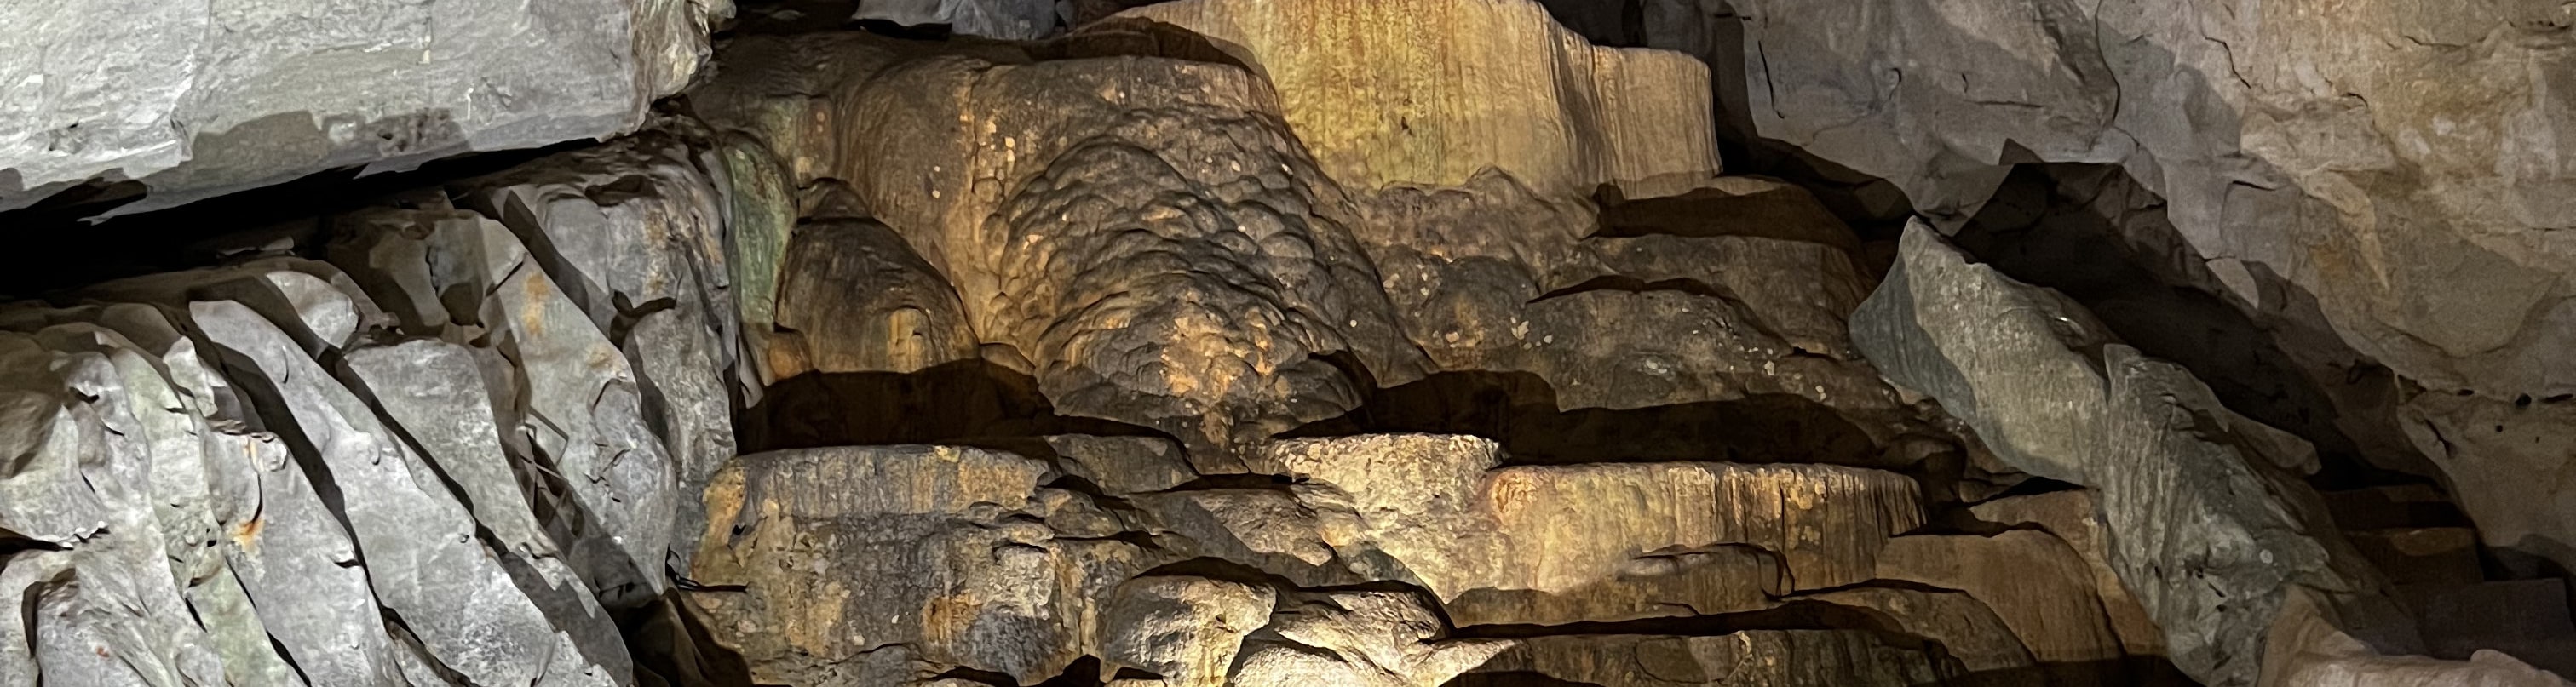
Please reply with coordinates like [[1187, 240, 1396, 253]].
[[0, 0, 2570, 685]]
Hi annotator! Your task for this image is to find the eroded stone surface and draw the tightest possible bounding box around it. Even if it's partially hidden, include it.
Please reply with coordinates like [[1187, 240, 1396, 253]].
[[687, 445, 1156, 684], [1099, 575, 1276, 687], [7, 4, 2574, 684], [331, 209, 684, 609], [856, 0, 1061, 39], [193, 299, 600, 687], [1872, 530, 2123, 664], [1118, 0, 1720, 196], [1463, 632, 1954, 686], [1230, 591, 1511, 687], [1969, 490, 2168, 656], [1849, 222, 2560, 686], [1724, 0, 2576, 581], [0, 0, 727, 215]]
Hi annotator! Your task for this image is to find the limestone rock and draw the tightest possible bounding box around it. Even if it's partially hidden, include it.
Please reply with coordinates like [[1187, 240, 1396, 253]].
[[1343, 171, 1918, 467], [2397, 392, 2576, 575], [692, 34, 1426, 457], [1849, 221, 2119, 484], [339, 339, 639, 679], [181, 565, 305, 687], [1229, 591, 1510, 687], [1725, 0, 2576, 577], [1733, 0, 2576, 391], [0, 0, 726, 215], [2270, 587, 2575, 687], [1796, 587, 2035, 675], [77, 258, 384, 357], [0, 329, 232, 687], [1256, 437, 1926, 615], [193, 300, 607, 687], [1969, 490, 2167, 656], [25, 318, 231, 590], [331, 209, 682, 608], [1852, 223, 2333, 684], [0, 335, 117, 547], [1040, 434, 1197, 495], [21, 552, 206, 687], [1459, 631, 1954, 686], [342, 341, 551, 556], [1165, 434, 1925, 626], [450, 135, 744, 571], [686, 445, 1157, 684], [1099, 575, 1276, 687], [1870, 530, 2122, 664], [9, 4, 2575, 684], [855, 0, 1061, 39], [710, 134, 798, 389], [1127, 489, 1357, 587], [763, 215, 979, 379], [1848, 221, 2569, 685], [1117, 0, 1720, 196]]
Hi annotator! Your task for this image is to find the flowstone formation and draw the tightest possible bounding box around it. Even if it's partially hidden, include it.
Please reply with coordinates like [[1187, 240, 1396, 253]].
[[1, 1, 2573, 686]]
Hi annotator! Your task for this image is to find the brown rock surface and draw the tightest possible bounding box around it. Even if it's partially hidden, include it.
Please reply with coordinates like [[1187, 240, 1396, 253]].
[[1459, 631, 1953, 686], [690, 32, 1424, 458], [1969, 490, 2168, 656], [1232, 435, 1923, 625], [1871, 530, 2123, 664], [1117, 0, 1721, 196], [6, 0, 2576, 684], [687, 445, 1155, 684]]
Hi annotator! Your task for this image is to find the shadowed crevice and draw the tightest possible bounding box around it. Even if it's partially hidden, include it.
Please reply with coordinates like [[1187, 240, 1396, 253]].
[[739, 358, 1170, 452], [1950, 162, 2425, 490], [1285, 370, 1889, 467]]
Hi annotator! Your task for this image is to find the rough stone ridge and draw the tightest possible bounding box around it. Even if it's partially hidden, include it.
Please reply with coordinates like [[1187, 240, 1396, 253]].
[[0, 0, 729, 215]]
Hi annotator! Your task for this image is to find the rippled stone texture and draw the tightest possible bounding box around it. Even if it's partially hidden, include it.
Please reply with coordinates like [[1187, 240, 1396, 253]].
[[692, 32, 1425, 458], [1119, 0, 1722, 196]]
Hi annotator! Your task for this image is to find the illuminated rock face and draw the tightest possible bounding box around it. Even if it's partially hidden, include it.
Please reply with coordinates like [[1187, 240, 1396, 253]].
[[1, 2, 2573, 687], [1121, 0, 1723, 197], [0, 0, 728, 216]]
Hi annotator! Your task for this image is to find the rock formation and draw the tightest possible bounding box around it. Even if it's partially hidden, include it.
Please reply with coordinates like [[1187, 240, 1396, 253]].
[[0, 0, 729, 215], [1703, 0, 2576, 583], [0, 1, 2571, 686]]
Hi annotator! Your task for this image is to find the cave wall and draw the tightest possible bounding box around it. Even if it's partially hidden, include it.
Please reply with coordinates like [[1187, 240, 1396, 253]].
[[0, 1, 2573, 686]]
